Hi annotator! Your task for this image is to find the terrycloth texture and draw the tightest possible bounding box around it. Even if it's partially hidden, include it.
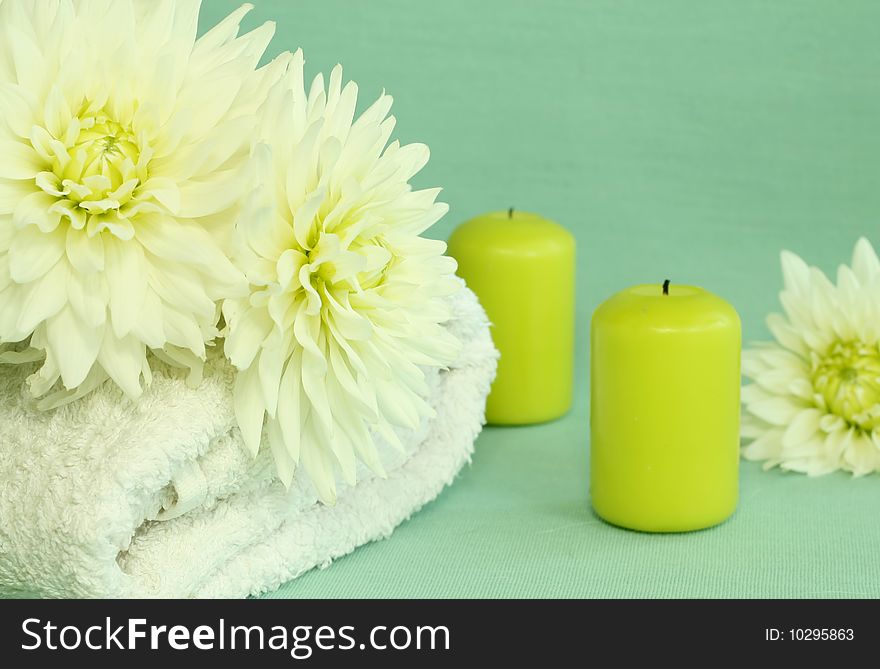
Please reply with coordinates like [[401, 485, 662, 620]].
[[0, 285, 496, 598]]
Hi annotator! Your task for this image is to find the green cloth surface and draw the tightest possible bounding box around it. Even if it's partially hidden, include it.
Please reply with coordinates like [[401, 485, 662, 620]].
[[199, 0, 880, 598]]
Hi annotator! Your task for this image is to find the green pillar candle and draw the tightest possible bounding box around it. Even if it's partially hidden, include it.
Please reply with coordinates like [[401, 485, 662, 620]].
[[448, 210, 575, 424], [590, 282, 741, 532]]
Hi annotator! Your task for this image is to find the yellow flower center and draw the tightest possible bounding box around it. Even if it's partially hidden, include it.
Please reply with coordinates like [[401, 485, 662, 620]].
[[67, 116, 140, 192], [54, 113, 141, 209], [32, 105, 152, 239], [812, 340, 880, 430]]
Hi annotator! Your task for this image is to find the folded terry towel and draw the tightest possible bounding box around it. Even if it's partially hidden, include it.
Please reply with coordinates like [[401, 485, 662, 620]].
[[0, 285, 496, 598]]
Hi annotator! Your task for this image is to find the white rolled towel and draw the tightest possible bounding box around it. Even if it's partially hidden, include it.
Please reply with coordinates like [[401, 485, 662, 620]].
[[0, 285, 497, 598]]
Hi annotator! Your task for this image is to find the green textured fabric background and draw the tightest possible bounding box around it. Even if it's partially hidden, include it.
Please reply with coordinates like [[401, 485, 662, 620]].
[[199, 0, 880, 598]]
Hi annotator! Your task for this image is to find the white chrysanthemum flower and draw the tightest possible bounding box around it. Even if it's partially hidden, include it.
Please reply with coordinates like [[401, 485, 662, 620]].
[[742, 237, 880, 476], [224, 52, 461, 502], [0, 1, 288, 406]]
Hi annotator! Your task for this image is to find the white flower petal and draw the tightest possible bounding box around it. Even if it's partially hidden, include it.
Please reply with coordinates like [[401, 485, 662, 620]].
[[766, 313, 807, 356], [160, 305, 207, 356], [300, 420, 338, 504], [0, 140, 43, 179], [746, 395, 803, 426], [43, 84, 72, 140], [0, 83, 37, 139], [825, 427, 850, 461], [266, 417, 295, 487], [851, 237, 880, 284], [8, 224, 64, 283], [787, 378, 814, 401], [818, 413, 845, 433], [65, 225, 105, 273], [842, 430, 880, 476], [780, 249, 811, 296], [67, 271, 107, 328], [97, 333, 145, 399], [234, 364, 265, 457], [138, 177, 181, 213], [104, 236, 147, 338], [17, 261, 68, 333], [327, 421, 357, 486], [0, 179, 34, 215], [742, 428, 784, 462], [13, 190, 61, 232], [277, 350, 303, 463], [146, 260, 216, 318], [258, 341, 284, 418], [50, 200, 86, 230], [224, 305, 273, 369], [191, 3, 257, 54], [0, 282, 27, 340], [781, 408, 822, 447], [46, 307, 103, 389], [177, 167, 248, 218], [130, 289, 165, 349], [292, 190, 323, 250]]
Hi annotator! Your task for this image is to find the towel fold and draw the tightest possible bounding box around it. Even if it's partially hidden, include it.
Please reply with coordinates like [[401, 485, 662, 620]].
[[0, 285, 497, 598]]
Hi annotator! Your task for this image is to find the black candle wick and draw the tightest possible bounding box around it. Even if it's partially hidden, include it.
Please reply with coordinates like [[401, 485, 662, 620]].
[[662, 279, 670, 295], [508, 207, 514, 219]]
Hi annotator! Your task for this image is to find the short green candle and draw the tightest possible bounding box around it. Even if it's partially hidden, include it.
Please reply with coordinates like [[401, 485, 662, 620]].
[[590, 283, 741, 532], [448, 210, 575, 425]]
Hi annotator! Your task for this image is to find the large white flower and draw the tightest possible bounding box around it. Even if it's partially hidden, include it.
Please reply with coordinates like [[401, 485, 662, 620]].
[[742, 237, 880, 476], [0, 1, 288, 406], [224, 52, 461, 502]]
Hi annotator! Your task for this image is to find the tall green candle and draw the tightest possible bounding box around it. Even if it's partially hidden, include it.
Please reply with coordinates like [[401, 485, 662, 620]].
[[448, 210, 575, 424], [590, 282, 741, 532]]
